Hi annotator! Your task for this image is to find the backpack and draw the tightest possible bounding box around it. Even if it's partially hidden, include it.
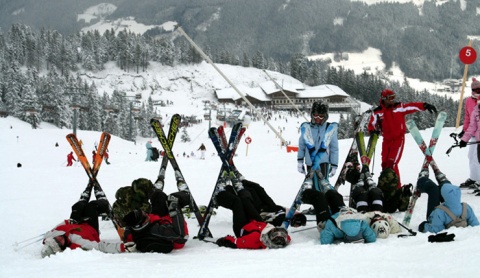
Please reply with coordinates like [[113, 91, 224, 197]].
[[151, 147, 160, 161], [435, 203, 468, 228]]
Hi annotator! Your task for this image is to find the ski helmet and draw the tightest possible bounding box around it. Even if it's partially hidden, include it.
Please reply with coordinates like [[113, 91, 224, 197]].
[[380, 89, 395, 101], [370, 214, 390, 239], [310, 101, 329, 125], [472, 77, 480, 98]]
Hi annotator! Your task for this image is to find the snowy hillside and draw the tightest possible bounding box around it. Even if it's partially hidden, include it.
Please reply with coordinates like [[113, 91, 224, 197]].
[[1, 92, 479, 277]]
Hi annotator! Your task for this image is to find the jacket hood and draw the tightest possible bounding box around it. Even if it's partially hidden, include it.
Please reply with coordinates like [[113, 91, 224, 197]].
[[441, 183, 462, 210]]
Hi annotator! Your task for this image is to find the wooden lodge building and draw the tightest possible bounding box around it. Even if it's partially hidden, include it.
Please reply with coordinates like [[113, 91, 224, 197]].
[[215, 80, 361, 114]]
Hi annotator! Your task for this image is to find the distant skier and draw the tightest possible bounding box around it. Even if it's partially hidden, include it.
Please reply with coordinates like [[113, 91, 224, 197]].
[[368, 89, 437, 188], [145, 141, 153, 161], [104, 151, 110, 165], [66, 151, 76, 167], [198, 143, 206, 160]]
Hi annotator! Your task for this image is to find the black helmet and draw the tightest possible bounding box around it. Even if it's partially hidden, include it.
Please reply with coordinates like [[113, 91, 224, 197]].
[[310, 101, 329, 125]]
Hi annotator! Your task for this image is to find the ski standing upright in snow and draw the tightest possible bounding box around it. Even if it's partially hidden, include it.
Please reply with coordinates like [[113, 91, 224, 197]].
[[150, 114, 208, 234], [66, 132, 123, 239], [334, 110, 372, 191], [348, 128, 380, 207], [282, 122, 338, 229], [402, 111, 447, 227], [197, 123, 245, 240]]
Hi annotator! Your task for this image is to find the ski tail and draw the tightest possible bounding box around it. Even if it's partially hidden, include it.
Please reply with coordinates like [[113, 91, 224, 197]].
[[402, 111, 447, 226], [92, 132, 111, 177], [154, 116, 181, 189], [282, 122, 338, 230]]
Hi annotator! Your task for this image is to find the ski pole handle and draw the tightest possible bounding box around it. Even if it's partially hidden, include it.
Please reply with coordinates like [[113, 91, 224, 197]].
[[446, 144, 458, 156]]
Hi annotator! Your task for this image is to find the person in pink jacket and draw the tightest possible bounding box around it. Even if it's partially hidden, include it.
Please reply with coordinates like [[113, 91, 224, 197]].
[[459, 80, 480, 190], [459, 77, 480, 189]]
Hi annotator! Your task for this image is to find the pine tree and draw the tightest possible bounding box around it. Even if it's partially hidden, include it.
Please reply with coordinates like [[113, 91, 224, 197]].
[[181, 127, 191, 142]]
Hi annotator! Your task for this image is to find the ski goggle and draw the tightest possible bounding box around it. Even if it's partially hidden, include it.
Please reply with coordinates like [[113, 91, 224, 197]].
[[382, 94, 395, 101], [312, 114, 326, 119], [473, 88, 480, 93]]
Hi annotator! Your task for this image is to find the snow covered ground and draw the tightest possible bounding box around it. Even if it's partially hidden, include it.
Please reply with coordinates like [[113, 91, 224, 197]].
[[1, 97, 479, 277]]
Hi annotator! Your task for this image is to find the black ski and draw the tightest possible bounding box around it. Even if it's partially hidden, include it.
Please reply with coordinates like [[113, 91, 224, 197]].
[[150, 115, 209, 234], [154, 116, 180, 191], [196, 123, 245, 240]]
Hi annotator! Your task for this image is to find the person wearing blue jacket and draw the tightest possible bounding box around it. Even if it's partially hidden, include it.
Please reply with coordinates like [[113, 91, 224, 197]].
[[145, 141, 153, 161], [297, 102, 339, 180], [318, 207, 376, 244], [417, 172, 479, 233]]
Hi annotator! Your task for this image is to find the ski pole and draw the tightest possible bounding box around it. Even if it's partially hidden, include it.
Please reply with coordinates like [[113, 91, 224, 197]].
[[396, 219, 417, 237], [446, 141, 480, 156], [290, 226, 317, 233], [14, 233, 45, 250]]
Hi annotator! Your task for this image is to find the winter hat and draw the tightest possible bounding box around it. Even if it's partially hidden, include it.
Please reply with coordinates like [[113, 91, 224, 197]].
[[41, 237, 62, 258], [260, 224, 289, 248], [370, 214, 391, 239], [472, 77, 480, 90]]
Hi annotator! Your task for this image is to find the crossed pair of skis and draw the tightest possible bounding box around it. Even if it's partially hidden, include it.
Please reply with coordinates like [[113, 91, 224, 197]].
[[150, 115, 210, 236], [196, 123, 246, 240], [66, 132, 124, 239], [402, 111, 447, 227]]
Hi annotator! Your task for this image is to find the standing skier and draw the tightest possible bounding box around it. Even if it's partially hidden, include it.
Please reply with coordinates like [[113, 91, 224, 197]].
[[41, 185, 127, 258], [297, 102, 339, 179], [368, 89, 437, 188], [66, 151, 76, 166], [198, 143, 207, 160], [145, 140, 153, 161], [416, 171, 479, 233], [121, 188, 190, 253], [458, 77, 480, 189]]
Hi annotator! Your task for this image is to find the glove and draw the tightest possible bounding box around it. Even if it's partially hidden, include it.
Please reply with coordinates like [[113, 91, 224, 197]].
[[401, 183, 413, 197], [124, 242, 137, 253], [291, 213, 307, 227], [317, 221, 326, 233], [458, 131, 465, 138], [297, 162, 305, 174], [423, 103, 437, 114], [418, 221, 427, 232], [216, 236, 237, 249], [428, 232, 455, 243], [459, 140, 467, 148], [329, 166, 337, 177]]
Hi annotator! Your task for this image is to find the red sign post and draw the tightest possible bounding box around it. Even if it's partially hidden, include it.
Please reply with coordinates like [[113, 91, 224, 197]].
[[456, 42, 477, 128]]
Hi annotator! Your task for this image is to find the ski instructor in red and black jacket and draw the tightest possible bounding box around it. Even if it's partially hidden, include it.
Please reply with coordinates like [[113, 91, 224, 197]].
[[368, 89, 437, 188]]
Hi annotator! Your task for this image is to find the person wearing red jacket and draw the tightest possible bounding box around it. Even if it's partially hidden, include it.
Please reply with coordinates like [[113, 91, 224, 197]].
[[368, 89, 437, 188], [121, 189, 189, 253], [66, 151, 76, 166], [214, 175, 291, 249], [41, 185, 126, 258]]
